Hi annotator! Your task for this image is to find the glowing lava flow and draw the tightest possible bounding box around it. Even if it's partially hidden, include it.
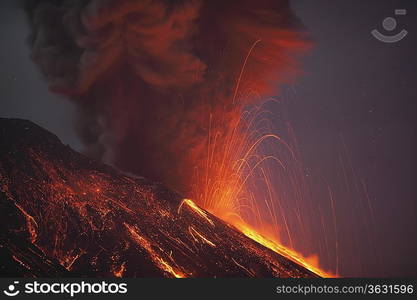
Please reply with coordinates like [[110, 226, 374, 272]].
[[183, 197, 334, 277], [231, 220, 333, 278]]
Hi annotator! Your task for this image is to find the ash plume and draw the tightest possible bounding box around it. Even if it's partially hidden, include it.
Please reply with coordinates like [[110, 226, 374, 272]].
[[24, 0, 308, 194]]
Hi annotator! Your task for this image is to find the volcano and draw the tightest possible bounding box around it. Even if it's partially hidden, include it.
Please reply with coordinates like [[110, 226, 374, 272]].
[[0, 118, 318, 278]]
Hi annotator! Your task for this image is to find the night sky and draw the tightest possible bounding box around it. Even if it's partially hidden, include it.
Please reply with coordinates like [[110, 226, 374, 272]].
[[1, 0, 416, 277]]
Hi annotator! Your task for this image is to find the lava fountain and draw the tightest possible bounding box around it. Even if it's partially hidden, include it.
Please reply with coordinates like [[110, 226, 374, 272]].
[[189, 91, 335, 278]]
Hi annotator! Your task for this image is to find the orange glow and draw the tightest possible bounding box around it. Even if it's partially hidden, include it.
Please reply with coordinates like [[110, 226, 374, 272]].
[[189, 101, 336, 277], [231, 219, 335, 278], [188, 102, 337, 277], [188, 40, 336, 277]]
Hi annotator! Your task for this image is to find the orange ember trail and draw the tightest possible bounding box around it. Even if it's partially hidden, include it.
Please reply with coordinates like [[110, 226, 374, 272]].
[[190, 40, 336, 278], [190, 105, 336, 277]]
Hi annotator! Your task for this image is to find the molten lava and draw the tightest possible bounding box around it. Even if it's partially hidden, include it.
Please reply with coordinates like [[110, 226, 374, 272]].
[[0, 118, 321, 278], [183, 43, 334, 275], [188, 103, 335, 278]]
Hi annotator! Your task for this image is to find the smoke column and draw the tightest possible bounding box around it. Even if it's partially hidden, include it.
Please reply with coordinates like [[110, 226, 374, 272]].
[[24, 0, 308, 195]]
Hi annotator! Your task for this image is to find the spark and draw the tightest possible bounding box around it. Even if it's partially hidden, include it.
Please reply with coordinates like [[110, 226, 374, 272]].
[[188, 39, 336, 278]]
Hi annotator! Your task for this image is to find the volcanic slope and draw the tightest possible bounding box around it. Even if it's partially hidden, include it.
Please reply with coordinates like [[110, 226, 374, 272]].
[[0, 118, 317, 278]]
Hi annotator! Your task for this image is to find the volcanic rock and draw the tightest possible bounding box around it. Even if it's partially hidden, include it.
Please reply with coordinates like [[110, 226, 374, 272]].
[[0, 118, 317, 278]]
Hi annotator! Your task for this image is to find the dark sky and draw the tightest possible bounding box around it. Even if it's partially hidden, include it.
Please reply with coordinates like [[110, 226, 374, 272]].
[[0, 0, 416, 277], [286, 0, 417, 276], [0, 0, 81, 150]]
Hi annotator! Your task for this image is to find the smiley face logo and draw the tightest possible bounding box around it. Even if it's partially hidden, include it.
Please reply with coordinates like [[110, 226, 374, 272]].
[[371, 9, 407, 43], [3, 281, 20, 297]]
